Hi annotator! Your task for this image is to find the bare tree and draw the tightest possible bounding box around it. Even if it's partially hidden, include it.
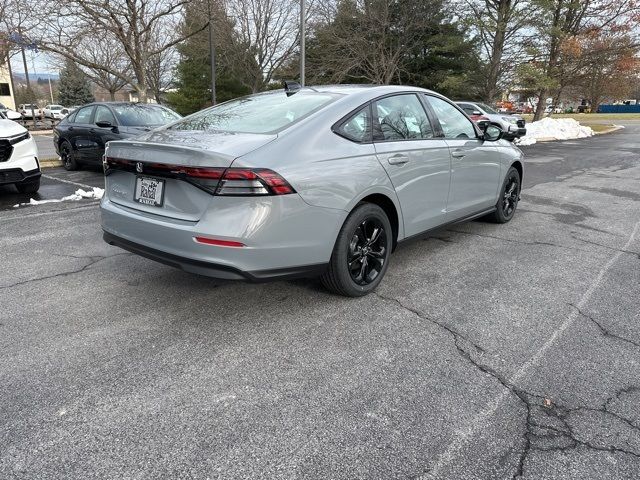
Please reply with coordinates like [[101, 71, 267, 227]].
[[79, 35, 130, 101], [528, 0, 639, 120], [227, 0, 301, 91], [37, 0, 207, 102], [465, 0, 533, 102]]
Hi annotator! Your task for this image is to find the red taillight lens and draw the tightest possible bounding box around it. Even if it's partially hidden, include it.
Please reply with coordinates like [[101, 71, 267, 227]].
[[104, 158, 295, 196], [216, 168, 295, 196]]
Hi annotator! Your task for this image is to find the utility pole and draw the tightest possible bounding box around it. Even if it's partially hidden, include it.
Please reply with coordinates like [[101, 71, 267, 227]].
[[300, 0, 306, 86], [20, 44, 36, 128], [208, 1, 216, 105], [48, 77, 54, 103]]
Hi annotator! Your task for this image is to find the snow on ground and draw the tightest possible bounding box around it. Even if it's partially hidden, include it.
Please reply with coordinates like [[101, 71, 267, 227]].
[[515, 117, 594, 146], [13, 187, 104, 208]]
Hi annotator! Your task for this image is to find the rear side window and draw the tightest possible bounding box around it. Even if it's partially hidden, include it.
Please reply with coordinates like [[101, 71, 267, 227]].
[[335, 106, 372, 143], [73, 106, 95, 124], [426, 96, 476, 140], [373, 94, 434, 141], [95, 105, 117, 125], [112, 104, 180, 127], [170, 91, 337, 134], [458, 103, 477, 115]]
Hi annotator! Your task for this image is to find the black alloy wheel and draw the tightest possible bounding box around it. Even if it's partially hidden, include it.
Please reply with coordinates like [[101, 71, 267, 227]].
[[348, 217, 387, 286], [488, 166, 520, 223], [322, 203, 393, 296], [60, 141, 78, 171]]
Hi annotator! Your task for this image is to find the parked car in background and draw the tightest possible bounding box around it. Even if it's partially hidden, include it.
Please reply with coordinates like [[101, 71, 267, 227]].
[[60, 106, 79, 118], [43, 104, 65, 120], [0, 115, 41, 193], [18, 104, 41, 119], [101, 84, 524, 297], [53, 102, 181, 171], [0, 103, 22, 121], [456, 101, 526, 141]]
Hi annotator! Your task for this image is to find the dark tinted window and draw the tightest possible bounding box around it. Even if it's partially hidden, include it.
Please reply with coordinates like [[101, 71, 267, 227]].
[[426, 96, 476, 139], [170, 92, 336, 134], [95, 105, 117, 125], [373, 94, 434, 141], [457, 103, 477, 115], [0, 83, 10, 96], [73, 106, 95, 124], [335, 106, 371, 143]]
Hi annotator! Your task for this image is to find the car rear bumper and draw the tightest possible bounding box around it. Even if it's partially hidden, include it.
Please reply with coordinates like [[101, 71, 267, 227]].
[[100, 193, 346, 280], [103, 231, 327, 281]]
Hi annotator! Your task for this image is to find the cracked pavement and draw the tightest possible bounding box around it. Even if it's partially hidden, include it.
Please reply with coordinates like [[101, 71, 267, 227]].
[[1, 124, 639, 479]]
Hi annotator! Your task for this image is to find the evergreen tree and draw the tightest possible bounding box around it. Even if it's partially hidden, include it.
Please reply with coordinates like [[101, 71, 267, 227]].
[[168, 0, 253, 115], [57, 59, 94, 106]]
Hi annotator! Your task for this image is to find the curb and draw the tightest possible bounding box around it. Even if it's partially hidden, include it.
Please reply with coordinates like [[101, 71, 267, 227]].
[[593, 125, 624, 135], [31, 130, 54, 136], [40, 158, 63, 168]]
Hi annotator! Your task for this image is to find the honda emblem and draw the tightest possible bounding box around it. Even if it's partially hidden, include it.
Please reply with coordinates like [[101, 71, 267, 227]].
[[136, 162, 143, 173]]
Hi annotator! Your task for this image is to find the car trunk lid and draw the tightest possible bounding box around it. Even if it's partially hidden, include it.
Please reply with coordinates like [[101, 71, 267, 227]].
[[104, 130, 277, 221]]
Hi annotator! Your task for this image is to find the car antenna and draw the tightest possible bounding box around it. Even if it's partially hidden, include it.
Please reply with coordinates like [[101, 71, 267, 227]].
[[283, 80, 302, 97]]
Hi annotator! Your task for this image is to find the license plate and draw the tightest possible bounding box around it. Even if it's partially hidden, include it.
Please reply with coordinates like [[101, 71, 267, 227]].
[[134, 176, 165, 207]]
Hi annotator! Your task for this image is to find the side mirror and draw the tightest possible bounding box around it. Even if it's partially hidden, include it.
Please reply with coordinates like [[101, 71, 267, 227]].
[[482, 123, 503, 142], [96, 120, 113, 128], [472, 110, 482, 116]]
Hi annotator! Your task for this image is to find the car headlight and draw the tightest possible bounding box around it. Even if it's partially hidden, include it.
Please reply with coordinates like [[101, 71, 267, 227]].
[[502, 116, 518, 124], [8, 131, 30, 144]]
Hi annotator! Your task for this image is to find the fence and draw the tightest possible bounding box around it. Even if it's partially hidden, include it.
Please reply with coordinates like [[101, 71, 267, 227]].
[[597, 104, 640, 113]]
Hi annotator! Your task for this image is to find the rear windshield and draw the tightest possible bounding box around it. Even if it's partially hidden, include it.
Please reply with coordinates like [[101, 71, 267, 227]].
[[112, 104, 181, 127], [478, 103, 498, 114], [169, 91, 337, 134]]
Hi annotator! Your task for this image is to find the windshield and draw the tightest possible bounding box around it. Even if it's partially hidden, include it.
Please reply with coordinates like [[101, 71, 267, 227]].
[[112, 104, 181, 127], [170, 91, 337, 134], [50, 105, 63, 110], [478, 103, 498, 114]]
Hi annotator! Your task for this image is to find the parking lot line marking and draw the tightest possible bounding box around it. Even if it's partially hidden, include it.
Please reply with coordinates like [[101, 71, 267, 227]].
[[41, 173, 95, 190], [423, 220, 640, 479]]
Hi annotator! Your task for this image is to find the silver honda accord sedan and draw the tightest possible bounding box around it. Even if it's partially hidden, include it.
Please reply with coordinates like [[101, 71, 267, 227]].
[[101, 84, 523, 296]]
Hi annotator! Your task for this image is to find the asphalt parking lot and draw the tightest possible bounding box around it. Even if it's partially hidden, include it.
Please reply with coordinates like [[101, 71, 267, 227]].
[[1, 125, 639, 479]]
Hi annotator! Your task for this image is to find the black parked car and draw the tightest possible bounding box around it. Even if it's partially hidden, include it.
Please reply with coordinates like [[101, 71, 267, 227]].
[[53, 102, 181, 170]]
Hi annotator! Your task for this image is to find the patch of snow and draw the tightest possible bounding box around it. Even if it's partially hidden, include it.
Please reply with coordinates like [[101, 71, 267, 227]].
[[515, 118, 594, 145], [13, 187, 104, 208]]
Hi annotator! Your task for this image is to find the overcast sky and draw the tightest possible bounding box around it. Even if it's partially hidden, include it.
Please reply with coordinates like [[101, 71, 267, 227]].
[[10, 49, 56, 77]]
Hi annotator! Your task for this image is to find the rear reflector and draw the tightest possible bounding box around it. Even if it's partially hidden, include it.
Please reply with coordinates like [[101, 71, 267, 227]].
[[194, 236, 245, 247]]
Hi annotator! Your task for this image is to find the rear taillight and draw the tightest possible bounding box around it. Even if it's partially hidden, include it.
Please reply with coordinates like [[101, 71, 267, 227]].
[[216, 168, 295, 196], [104, 158, 295, 196]]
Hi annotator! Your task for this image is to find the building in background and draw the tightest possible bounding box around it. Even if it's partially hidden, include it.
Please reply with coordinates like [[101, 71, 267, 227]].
[[0, 59, 16, 110]]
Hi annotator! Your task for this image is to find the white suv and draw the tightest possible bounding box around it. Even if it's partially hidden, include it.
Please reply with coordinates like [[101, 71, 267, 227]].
[[0, 117, 41, 193], [43, 104, 65, 119]]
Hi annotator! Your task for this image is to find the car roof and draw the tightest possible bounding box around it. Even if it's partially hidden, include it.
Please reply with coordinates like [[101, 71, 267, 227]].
[[302, 84, 437, 96]]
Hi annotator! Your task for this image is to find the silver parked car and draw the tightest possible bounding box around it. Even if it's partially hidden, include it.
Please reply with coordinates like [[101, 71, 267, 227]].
[[101, 85, 523, 296], [456, 101, 526, 141]]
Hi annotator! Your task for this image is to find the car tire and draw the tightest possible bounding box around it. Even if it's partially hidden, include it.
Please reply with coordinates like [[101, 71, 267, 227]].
[[16, 178, 40, 194], [488, 166, 521, 224], [60, 141, 78, 171], [321, 203, 393, 297]]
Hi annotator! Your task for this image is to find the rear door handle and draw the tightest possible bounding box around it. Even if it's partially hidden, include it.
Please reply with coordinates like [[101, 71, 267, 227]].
[[451, 150, 467, 158], [388, 154, 409, 165]]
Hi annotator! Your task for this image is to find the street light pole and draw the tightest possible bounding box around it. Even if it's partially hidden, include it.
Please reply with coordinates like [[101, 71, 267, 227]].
[[300, 0, 305, 86], [208, 1, 216, 105]]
